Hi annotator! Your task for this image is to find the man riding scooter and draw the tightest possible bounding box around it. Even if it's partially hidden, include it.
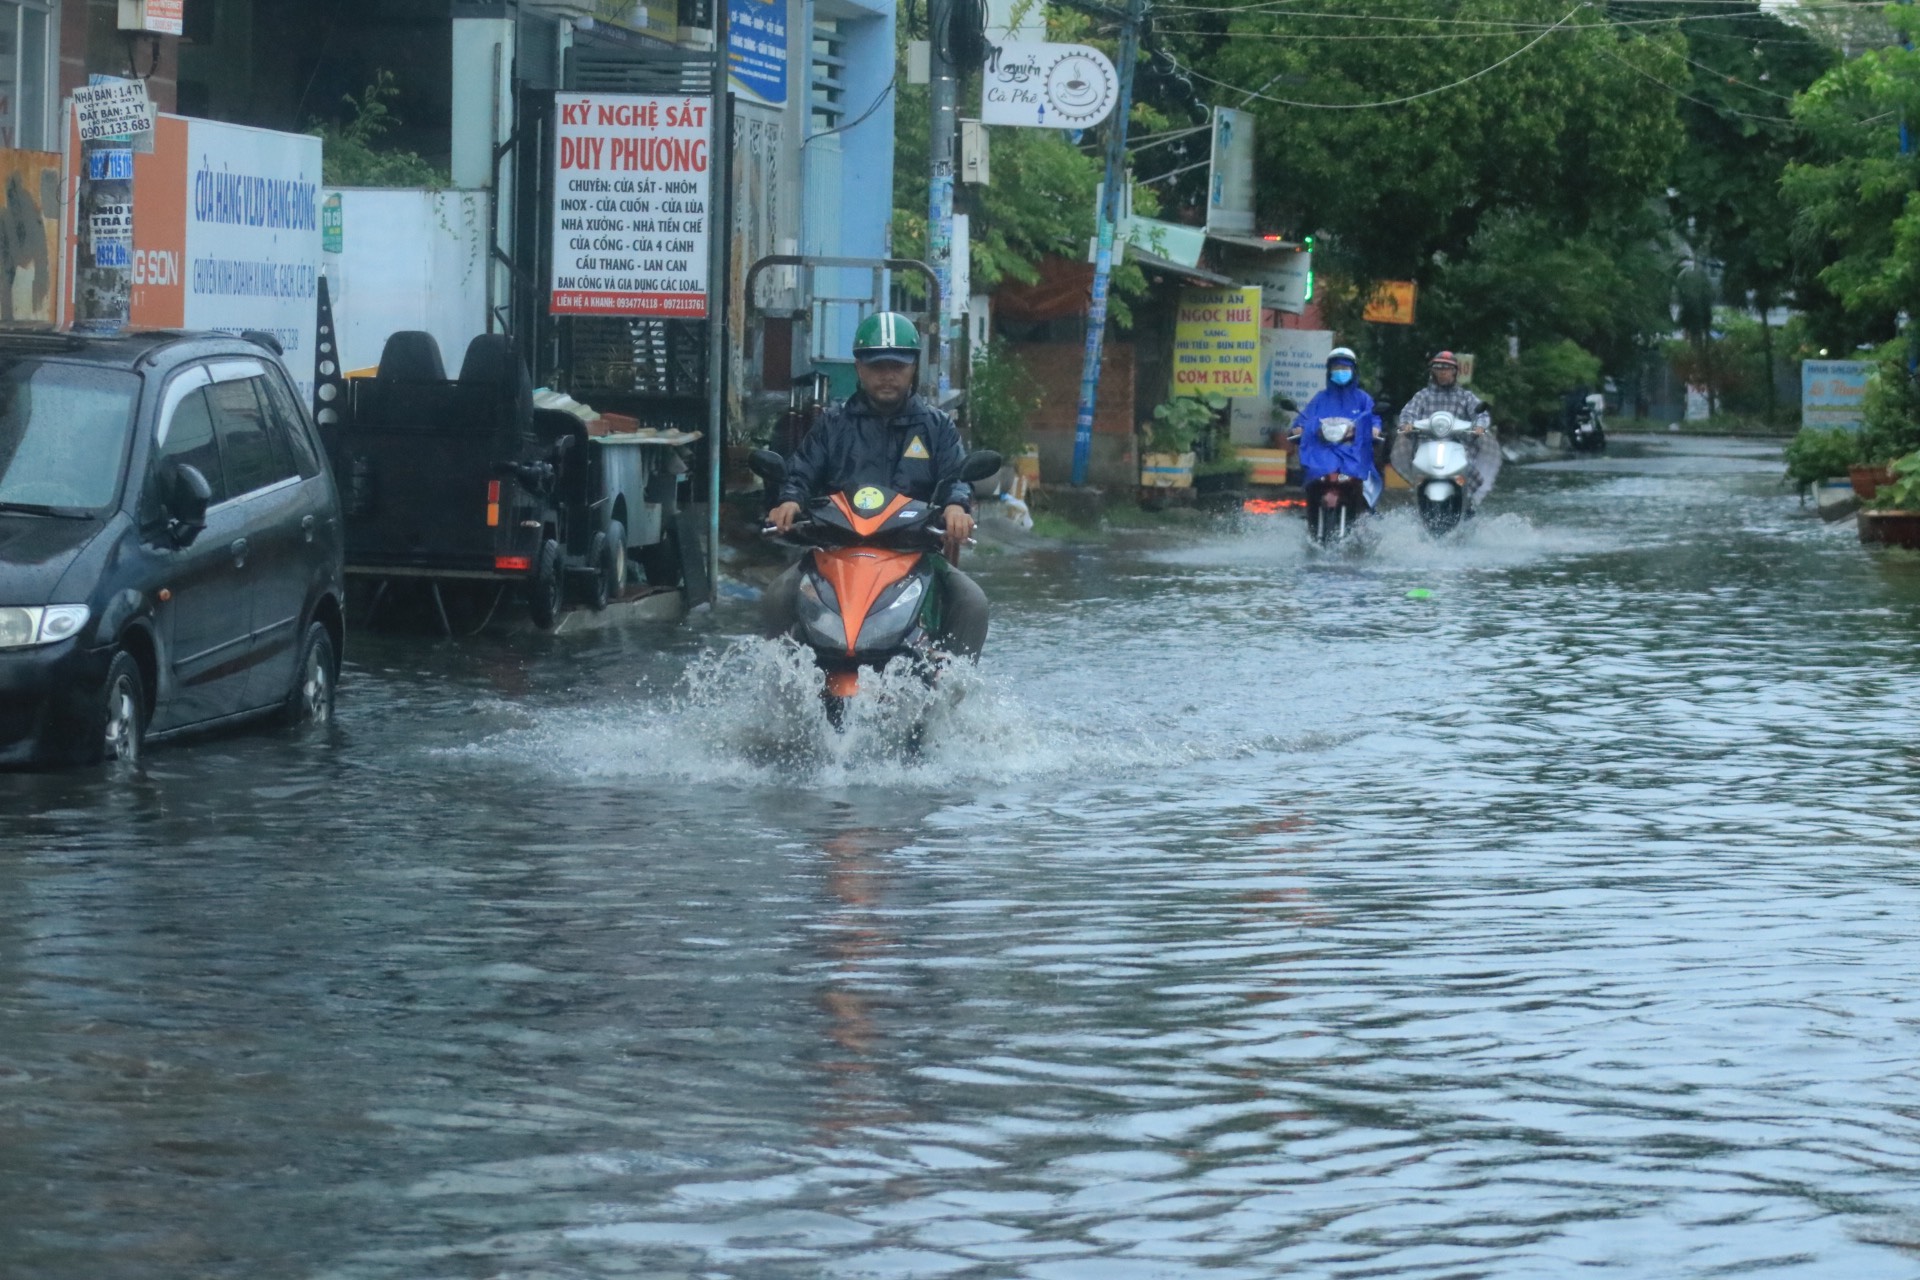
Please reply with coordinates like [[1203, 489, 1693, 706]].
[[763, 312, 989, 656], [1292, 346, 1385, 537]]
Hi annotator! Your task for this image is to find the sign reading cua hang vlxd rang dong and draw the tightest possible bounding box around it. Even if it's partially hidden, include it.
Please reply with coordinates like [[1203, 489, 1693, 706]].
[[550, 92, 712, 318]]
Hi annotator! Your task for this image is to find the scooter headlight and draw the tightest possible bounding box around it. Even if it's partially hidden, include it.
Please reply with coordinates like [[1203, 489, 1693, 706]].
[[796, 574, 846, 649], [1319, 418, 1354, 444], [1427, 412, 1456, 440], [855, 575, 927, 651], [0, 604, 90, 650]]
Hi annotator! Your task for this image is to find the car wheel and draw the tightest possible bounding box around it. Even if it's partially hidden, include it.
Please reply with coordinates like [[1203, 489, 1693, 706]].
[[528, 538, 563, 629], [96, 650, 146, 765], [606, 519, 628, 597], [282, 621, 337, 726]]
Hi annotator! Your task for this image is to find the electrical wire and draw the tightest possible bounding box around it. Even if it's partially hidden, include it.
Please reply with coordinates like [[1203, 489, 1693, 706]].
[[803, 74, 897, 149], [1156, 0, 1583, 108]]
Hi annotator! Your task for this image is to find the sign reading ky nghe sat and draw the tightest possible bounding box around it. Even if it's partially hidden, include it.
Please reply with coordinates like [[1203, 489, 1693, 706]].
[[550, 93, 712, 318], [1173, 287, 1263, 393]]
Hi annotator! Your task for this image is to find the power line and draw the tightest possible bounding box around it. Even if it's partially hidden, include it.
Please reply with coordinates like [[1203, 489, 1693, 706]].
[[1157, 1, 1584, 108]]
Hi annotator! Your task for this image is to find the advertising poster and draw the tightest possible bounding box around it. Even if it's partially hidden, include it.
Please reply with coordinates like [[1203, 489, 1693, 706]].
[[728, 0, 788, 105], [70, 115, 323, 397], [550, 92, 712, 318], [0, 149, 60, 325], [1802, 359, 1873, 429], [1363, 280, 1417, 325], [1172, 286, 1263, 394]]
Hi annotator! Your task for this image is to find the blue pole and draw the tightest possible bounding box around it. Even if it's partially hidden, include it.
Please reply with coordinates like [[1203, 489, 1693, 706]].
[[1070, 0, 1144, 487]]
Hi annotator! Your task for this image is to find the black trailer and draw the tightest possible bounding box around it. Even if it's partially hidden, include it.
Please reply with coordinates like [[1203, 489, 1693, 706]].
[[328, 330, 696, 632]]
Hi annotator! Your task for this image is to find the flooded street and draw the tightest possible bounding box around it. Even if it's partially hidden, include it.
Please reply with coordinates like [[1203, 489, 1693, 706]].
[[9, 435, 1920, 1279]]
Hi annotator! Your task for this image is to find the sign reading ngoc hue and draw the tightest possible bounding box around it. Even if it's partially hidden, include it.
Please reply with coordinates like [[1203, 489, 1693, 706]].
[[550, 92, 712, 319], [1173, 287, 1263, 394]]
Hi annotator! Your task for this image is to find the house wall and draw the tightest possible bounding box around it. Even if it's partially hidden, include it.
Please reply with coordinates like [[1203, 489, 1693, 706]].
[[1007, 340, 1138, 490]]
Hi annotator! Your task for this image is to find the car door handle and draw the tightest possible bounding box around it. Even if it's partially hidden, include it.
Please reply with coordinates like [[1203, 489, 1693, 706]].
[[301, 514, 316, 543], [229, 537, 249, 567]]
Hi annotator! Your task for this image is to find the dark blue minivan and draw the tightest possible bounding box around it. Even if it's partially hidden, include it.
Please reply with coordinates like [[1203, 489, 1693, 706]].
[[0, 330, 345, 767]]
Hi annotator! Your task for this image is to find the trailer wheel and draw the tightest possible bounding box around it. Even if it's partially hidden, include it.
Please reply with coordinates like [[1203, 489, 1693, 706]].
[[577, 533, 612, 611], [606, 519, 628, 597], [528, 538, 563, 629], [638, 526, 682, 588]]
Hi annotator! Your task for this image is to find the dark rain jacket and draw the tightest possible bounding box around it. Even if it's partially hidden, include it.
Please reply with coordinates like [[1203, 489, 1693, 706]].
[[779, 391, 974, 512]]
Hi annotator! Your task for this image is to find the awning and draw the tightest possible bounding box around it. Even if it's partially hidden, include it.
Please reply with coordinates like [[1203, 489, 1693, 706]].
[[1130, 248, 1233, 287], [1206, 230, 1301, 252]]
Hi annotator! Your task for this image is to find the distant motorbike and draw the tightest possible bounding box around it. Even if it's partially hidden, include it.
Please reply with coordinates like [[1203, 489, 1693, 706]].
[[1398, 411, 1498, 535], [751, 447, 1000, 727], [1570, 403, 1606, 453]]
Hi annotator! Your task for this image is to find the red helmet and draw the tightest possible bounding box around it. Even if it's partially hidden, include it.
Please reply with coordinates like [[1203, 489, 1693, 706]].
[[1430, 350, 1460, 370]]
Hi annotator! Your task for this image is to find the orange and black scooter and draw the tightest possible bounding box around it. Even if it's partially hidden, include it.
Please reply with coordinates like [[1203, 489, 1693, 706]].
[[752, 447, 1001, 726]]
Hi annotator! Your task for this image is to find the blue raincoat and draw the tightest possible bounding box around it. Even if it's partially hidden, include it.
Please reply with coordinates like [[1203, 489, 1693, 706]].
[[1295, 379, 1384, 508]]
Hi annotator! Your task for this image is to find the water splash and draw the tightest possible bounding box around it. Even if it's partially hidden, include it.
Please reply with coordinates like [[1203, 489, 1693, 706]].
[[443, 639, 1213, 791]]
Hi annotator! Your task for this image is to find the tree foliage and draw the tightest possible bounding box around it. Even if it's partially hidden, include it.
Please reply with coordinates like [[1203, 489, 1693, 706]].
[[309, 71, 447, 189]]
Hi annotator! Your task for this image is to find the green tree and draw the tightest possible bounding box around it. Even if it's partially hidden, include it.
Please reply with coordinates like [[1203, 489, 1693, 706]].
[[1782, 10, 1920, 344], [308, 71, 447, 188]]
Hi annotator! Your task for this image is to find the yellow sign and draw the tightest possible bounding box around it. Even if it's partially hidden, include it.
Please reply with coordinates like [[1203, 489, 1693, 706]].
[[904, 435, 930, 460], [1172, 287, 1263, 394], [1363, 281, 1417, 326], [853, 486, 886, 512]]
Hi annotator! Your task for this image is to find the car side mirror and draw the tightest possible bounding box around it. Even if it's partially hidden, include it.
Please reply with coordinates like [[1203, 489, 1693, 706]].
[[167, 463, 212, 546], [957, 449, 1003, 483], [747, 448, 787, 486]]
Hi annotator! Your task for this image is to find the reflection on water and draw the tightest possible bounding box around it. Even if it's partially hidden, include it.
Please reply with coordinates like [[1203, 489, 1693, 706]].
[[7, 438, 1920, 1278]]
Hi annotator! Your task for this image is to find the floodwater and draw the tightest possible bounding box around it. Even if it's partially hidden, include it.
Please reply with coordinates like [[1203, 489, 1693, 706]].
[[7, 436, 1920, 1279]]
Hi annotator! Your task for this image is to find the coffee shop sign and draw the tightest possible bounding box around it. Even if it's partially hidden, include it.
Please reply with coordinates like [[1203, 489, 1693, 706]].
[[981, 42, 1118, 129]]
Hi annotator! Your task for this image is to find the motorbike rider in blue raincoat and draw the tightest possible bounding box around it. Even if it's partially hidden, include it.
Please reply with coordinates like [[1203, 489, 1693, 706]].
[[1293, 346, 1385, 509]]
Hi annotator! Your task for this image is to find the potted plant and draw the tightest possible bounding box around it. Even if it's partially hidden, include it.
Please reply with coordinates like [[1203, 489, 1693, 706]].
[[1859, 450, 1920, 547], [1142, 393, 1222, 489], [1784, 426, 1864, 504]]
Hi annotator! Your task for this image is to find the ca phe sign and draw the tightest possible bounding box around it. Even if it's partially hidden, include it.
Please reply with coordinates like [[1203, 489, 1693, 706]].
[[1173, 287, 1263, 394], [550, 92, 712, 318]]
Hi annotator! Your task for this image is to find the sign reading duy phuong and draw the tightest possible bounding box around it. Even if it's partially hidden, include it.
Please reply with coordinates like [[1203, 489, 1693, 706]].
[[551, 93, 712, 318], [1173, 287, 1263, 394]]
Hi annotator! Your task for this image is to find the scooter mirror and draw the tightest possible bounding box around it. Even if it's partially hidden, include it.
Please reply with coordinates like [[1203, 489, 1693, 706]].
[[956, 449, 1003, 483], [747, 448, 788, 485]]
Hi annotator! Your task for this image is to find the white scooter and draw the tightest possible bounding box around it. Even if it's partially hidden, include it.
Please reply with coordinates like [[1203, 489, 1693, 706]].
[[1401, 411, 1495, 535]]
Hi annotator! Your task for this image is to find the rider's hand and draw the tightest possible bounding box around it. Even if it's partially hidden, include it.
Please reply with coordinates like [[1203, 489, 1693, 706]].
[[769, 501, 803, 533], [942, 504, 974, 550]]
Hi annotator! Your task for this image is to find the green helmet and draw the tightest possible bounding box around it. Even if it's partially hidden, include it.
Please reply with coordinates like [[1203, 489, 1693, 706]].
[[852, 311, 921, 363]]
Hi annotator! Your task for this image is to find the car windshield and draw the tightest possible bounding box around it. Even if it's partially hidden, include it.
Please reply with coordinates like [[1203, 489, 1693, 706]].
[[0, 360, 139, 513]]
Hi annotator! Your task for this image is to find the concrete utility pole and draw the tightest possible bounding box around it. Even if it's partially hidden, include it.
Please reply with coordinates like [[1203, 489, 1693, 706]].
[[1070, 0, 1145, 487], [928, 0, 959, 397]]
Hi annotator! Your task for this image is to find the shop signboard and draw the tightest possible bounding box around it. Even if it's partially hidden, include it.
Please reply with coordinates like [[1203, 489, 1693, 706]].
[[1206, 107, 1255, 236], [1173, 286, 1262, 395], [1363, 280, 1416, 325], [69, 114, 323, 396], [728, 0, 787, 104], [1802, 359, 1872, 429], [1268, 328, 1333, 409], [1230, 248, 1309, 313], [981, 42, 1118, 129], [550, 92, 713, 318]]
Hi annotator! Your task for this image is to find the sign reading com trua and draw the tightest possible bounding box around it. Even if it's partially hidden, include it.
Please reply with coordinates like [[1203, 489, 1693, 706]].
[[1172, 287, 1263, 394], [550, 92, 712, 319]]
